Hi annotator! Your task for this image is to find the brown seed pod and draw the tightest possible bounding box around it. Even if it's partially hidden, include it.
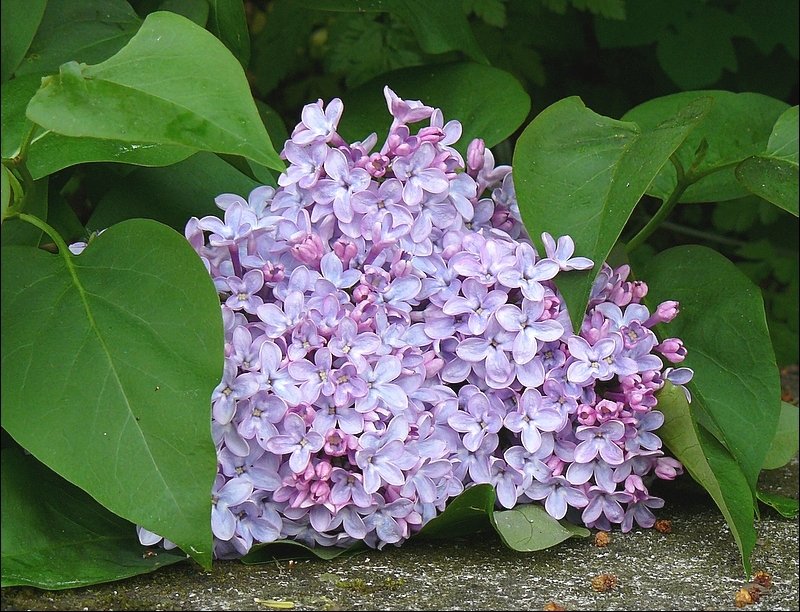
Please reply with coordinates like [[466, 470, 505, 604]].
[[591, 574, 618, 592], [654, 519, 672, 534], [753, 570, 772, 589], [734, 587, 754, 607], [543, 602, 566, 611], [593, 531, 611, 547]]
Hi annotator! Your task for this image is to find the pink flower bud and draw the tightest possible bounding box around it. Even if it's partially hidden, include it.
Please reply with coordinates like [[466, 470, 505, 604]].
[[467, 138, 486, 176], [656, 338, 687, 363]]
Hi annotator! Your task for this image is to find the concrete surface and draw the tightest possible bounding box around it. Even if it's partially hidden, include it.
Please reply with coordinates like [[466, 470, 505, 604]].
[[2, 367, 798, 611]]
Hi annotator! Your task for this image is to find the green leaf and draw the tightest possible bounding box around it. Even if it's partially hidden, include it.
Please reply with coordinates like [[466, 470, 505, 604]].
[[735, 156, 799, 217], [241, 539, 365, 564], [491, 503, 589, 552], [29, 136, 197, 180], [756, 489, 799, 519], [761, 401, 799, 470], [1, 177, 47, 247], [338, 62, 530, 156], [159, 0, 209, 25], [25, 11, 284, 172], [416, 484, 496, 539], [206, 0, 250, 68], [1, 219, 223, 569], [623, 91, 789, 203], [735, 106, 799, 216], [299, 0, 487, 63], [1, 165, 10, 222], [15, 0, 142, 78], [0, 0, 47, 82], [1, 446, 188, 589], [513, 96, 710, 331], [2, 72, 195, 177], [1, 74, 42, 160], [642, 245, 781, 494], [87, 152, 259, 232], [656, 382, 757, 576]]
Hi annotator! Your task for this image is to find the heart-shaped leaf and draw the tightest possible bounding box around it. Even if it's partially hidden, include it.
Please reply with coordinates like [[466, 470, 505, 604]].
[[513, 96, 710, 331], [761, 401, 799, 470], [736, 105, 799, 216], [14, 0, 140, 79], [87, 152, 259, 232], [416, 484, 496, 540], [338, 62, 530, 156], [25, 11, 284, 172], [1, 446, 188, 589], [1, 219, 223, 569], [491, 503, 589, 552], [656, 382, 756, 576], [0, 0, 47, 82], [642, 245, 781, 493], [623, 91, 789, 203]]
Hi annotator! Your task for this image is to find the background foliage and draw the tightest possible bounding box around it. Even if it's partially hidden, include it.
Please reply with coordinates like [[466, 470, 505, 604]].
[[1, 0, 797, 589]]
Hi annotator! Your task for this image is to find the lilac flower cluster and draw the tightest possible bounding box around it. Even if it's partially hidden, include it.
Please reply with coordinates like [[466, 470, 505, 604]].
[[134, 88, 693, 557]]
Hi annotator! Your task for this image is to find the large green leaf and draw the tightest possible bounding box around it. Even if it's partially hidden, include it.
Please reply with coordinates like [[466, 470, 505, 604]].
[[338, 62, 530, 156], [1, 165, 10, 222], [87, 152, 259, 232], [735, 106, 799, 216], [642, 245, 781, 494], [656, 382, 756, 576], [415, 484, 496, 539], [0, 0, 47, 82], [761, 401, 800, 470], [623, 91, 789, 203], [206, 0, 251, 68], [299, 0, 487, 63], [14, 0, 142, 78], [25, 11, 284, 172], [513, 96, 710, 331], [1, 74, 195, 177], [1, 446, 188, 589], [1, 176, 47, 247], [1, 219, 223, 569], [491, 503, 589, 552]]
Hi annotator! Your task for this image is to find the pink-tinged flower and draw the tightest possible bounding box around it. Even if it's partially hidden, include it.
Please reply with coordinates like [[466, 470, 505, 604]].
[[442, 278, 508, 335], [495, 299, 564, 364], [288, 348, 336, 404], [525, 476, 589, 520], [279, 141, 329, 189], [582, 486, 633, 525], [566, 335, 619, 385], [497, 243, 560, 301], [391, 143, 450, 206], [212, 360, 260, 424], [253, 341, 302, 406], [655, 338, 687, 363], [265, 413, 325, 473], [355, 355, 407, 414], [447, 390, 503, 452], [222, 270, 265, 314], [504, 388, 567, 453], [256, 291, 306, 338], [489, 458, 524, 509], [328, 317, 381, 369], [574, 420, 626, 465], [212, 476, 253, 540], [313, 148, 373, 223], [329, 467, 373, 508], [384, 86, 434, 124], [541, 232, 593, 271], [292, 98, 344, 145], [237, 392, 288, 450]]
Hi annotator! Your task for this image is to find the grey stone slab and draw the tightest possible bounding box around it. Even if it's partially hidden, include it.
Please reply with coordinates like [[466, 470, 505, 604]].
[[2, 455, 797, 611]]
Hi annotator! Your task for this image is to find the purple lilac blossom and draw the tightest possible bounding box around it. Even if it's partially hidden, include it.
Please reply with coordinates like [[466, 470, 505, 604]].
[[108, 87, 694, 557]]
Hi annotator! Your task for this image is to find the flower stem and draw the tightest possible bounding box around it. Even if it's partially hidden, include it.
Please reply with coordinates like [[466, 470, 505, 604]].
[[17, 212, 72, 259], [625, 156, 690, 254]]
